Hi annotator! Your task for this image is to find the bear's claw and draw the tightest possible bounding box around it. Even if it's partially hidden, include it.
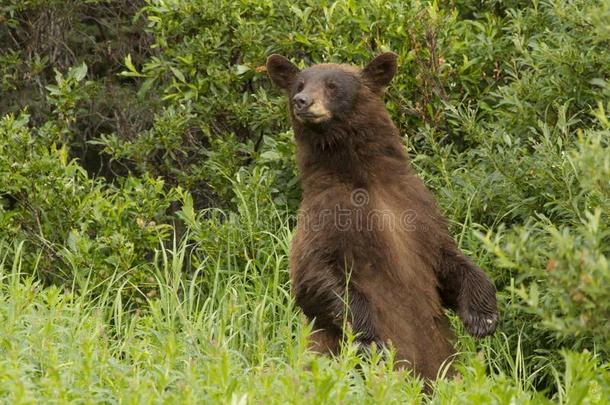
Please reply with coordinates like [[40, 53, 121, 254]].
[[457, 272, 498, 338], [460, 307, 498, 338]]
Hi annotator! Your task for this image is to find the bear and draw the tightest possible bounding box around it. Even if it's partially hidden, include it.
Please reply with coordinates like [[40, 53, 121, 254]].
[[266, 52, 498, 380]]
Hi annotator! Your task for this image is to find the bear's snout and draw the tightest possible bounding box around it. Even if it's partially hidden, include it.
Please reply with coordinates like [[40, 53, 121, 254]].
[[292, 90, 331, 124], [292, 93, 313, 110]]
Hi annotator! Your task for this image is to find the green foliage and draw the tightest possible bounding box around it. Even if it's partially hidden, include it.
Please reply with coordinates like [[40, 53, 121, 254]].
[[1, 245, 609, 403], [0, 113, 178, 300], [0, 0, 609, 402]]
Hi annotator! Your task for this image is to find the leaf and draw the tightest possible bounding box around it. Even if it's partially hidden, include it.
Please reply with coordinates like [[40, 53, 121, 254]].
[[170, 66, 186, 83], [260, 150, 280, 161], [589, 78, 608, 88], [137, 77, 156, 100], [236, 65, 251, 76], [178, 192, 196, 226], [121, 54, 145, 78], [125, 54, 137, 73], [72, 63, 88, 82], [67, 230, 79, 252], [45, 84, 60, 95]]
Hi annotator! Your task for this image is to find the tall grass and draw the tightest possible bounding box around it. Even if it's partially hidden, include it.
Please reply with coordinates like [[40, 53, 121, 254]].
[[1, 229, 608, 403]]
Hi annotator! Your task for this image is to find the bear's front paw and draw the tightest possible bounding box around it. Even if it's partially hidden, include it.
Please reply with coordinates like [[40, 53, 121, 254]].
[[458, 275, 498, 338], [459, 305, 498, 338]]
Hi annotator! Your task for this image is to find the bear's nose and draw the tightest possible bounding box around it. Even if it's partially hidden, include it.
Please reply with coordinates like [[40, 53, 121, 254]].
[[292, 94, 313, 110]]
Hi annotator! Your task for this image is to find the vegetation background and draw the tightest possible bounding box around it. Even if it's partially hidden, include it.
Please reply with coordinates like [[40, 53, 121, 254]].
[[1, 0, 609, 402]]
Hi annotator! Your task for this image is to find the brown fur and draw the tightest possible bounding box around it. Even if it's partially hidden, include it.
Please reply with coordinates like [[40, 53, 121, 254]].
[[267, 53, 497, 380]]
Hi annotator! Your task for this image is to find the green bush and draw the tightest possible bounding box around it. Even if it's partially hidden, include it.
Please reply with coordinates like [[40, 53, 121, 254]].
[[0, 112, 179, 300]]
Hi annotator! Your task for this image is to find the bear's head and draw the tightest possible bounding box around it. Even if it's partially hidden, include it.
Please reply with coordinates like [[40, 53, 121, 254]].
[[266, 53, 398, 127]]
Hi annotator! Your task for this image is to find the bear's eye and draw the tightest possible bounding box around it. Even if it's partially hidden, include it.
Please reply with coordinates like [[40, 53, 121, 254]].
[[296, 81, 304, 92], [326, 81, 337, 91]]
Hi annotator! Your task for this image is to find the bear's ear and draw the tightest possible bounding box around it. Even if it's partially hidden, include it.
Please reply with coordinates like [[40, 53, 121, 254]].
[[362, 52, 398, 90], [266, 54, 300, 90]]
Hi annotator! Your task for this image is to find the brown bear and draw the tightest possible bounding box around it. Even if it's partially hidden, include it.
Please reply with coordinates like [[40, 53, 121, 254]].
[[266, 52, 497, 380]]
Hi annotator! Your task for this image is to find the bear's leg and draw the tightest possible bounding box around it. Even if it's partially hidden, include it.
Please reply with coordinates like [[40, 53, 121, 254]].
[[437, 248, 498, 338], [308, 328, 341, 354], [294, 275, 381, 350], [348, 287, 384, 348]]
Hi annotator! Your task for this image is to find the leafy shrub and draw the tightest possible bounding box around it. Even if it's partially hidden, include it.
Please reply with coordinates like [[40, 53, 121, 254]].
[[0, 111, 179, 301]]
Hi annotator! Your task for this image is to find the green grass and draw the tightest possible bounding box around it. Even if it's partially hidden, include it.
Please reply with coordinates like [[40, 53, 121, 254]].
[[1, 231, 608, 404]]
